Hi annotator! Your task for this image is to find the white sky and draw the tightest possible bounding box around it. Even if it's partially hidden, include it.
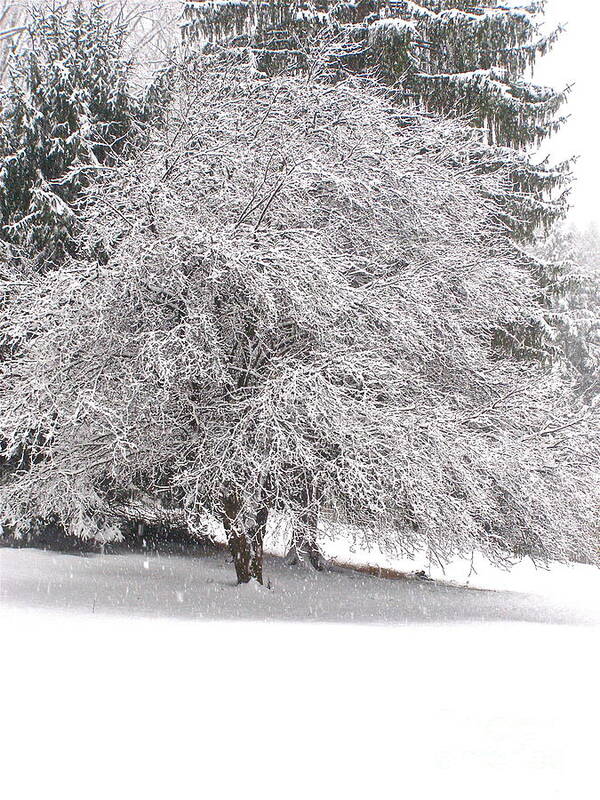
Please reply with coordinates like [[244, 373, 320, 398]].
[[533, 1, 599, 228]]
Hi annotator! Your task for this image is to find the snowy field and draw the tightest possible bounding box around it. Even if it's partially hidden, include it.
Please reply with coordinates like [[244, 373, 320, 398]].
[[1, 545, 599, 800]]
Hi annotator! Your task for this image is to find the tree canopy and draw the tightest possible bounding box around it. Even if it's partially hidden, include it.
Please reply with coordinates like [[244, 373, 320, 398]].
[[1, 53, 596, 581], [181, 0, 570, 242]]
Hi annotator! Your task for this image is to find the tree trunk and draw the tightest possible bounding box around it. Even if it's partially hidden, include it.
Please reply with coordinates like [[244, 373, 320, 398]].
[[222, 491, 268, 584], [285, 483, 323, 571]]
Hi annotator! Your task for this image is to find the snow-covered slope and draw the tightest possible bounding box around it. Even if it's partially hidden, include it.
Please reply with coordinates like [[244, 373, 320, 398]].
[[1, 546, 599, 800]]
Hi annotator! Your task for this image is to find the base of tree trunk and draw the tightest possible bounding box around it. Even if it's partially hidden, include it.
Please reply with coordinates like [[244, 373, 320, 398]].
[[284, 539, 324, 571], [285, 484, 324, 570], [222, 494, 268, 585], [228, 529, 264, 584]]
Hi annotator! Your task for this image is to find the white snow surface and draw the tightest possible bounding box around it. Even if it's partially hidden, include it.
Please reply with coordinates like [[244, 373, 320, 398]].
[[1, 544, 599, 799]]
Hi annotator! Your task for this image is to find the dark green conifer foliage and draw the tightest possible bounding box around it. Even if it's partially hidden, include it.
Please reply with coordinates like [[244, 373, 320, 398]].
[[182, 0, 569, 242], [0, 2, 170, 268]]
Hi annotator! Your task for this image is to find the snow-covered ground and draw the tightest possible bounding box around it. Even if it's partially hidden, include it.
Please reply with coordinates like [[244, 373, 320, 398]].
[[1, 544, 599, 800]]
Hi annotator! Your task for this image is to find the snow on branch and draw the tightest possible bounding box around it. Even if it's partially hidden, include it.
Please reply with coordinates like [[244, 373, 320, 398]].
[[0, 52, 597, 569]]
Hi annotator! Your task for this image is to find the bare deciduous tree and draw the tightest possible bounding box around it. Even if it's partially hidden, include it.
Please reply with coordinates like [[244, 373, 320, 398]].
[[1, 53, 597, 583]]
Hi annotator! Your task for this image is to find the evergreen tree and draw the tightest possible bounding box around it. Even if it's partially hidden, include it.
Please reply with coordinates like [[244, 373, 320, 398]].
[[0, 2, 170, 268], [537, 223, 600, 401], [181, 0, 569, 241]]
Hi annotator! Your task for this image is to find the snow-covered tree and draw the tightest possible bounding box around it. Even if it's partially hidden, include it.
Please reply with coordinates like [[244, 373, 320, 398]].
[[182, 0, 570, 240], [182, 2, 578, 560], [1, 53, 596, 583], [536, 223, 600, 402], [0, 2, 180, 85], [0, 2, 170, 268]]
